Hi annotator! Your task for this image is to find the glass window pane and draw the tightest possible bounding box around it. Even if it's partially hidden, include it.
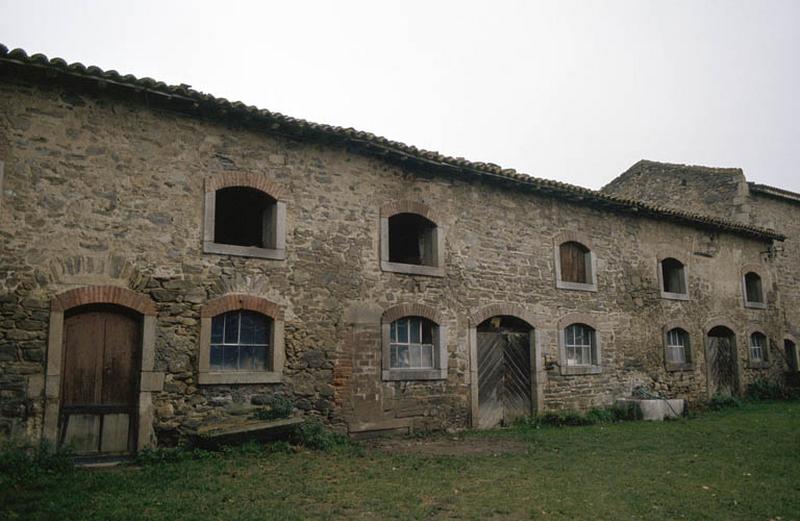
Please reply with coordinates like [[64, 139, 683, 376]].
[[421, 345, 433, 368], [224, 312, 239, 344], [396, 345, 410, 368], [396, 319, 408, 343], [422, 321, 433, 344], [252, 346, 267, 370], [240, 311, 268, 345], [390, 321, 396, 343], [410, 345, 421, 368], [390, 345, 398, 368], [239, 345, 255, 370], [223, 345, 239, 370], [210, 344, 224, 370], [211, 316, 225, 344], [410, 319, 421, 344]]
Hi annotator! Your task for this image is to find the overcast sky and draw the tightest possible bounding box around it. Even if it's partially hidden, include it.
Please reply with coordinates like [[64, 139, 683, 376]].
[[2, 0, 799, 191]]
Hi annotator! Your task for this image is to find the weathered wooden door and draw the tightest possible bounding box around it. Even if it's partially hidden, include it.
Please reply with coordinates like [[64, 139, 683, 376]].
[[60, 307, 140, 455], [707, 328, 738, 397], [477, 317, 532, 429]]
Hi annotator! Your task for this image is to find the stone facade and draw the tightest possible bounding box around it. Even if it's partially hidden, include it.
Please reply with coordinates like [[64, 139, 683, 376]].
[[0, 52, 795, 447]]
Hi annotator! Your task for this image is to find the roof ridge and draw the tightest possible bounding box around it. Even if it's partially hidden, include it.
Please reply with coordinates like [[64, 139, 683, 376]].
[[0, 43, 785, 242]]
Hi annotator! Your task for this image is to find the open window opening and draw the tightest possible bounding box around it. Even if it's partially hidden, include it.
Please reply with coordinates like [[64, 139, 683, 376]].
[[214, 187, 277, 249], [559, 241, 592, 284], [744, 272, 764, 306], [388, 213, 437, 266], [661, 258, 687, 295]]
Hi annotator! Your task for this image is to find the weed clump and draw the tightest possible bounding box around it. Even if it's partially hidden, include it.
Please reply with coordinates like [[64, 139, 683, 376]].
[[0, 438, 73, 486]]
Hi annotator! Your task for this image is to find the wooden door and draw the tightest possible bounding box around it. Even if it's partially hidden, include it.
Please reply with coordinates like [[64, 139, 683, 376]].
[[60, 307, 140, 455], [707, 333, 737, 397], [477, 329, 532, 429]]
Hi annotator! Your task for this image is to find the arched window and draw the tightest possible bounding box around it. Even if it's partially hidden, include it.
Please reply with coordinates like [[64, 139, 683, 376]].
[[380, 202, 444, 277], [203, 173, 287, 260], [665, 327, 691, 366], [210, 310, 272, 371], [554, 236, 597, 291], [381, 304, 448, 381], [199, 294, 285, 384], [743, 272, 765, 308], [564, 323, 597, 366], [749, 332, 768, 364], [389, 316, 435, 369], [659, 258, 688, 298]]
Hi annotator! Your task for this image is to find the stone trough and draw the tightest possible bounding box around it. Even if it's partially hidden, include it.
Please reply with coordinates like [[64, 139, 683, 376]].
[[195, 417, 304, 449], [615, 398, 685, 421]]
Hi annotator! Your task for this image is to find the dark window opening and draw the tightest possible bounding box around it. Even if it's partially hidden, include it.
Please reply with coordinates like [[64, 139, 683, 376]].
[[785, 340, 797, 372], [744, 272, 764, 304], [388, 213, 436, 266], [560, 241, 590, 284], [661, 258, 687, 294], [214, 187, 277, 248]]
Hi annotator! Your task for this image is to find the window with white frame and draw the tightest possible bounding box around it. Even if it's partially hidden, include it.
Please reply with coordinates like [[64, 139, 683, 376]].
[[665, 327, 691, 364], [390, 317, 435, 369], [749, 332, 767, 363], [210, 310, 272, 371], [564, 323, 598, 366]]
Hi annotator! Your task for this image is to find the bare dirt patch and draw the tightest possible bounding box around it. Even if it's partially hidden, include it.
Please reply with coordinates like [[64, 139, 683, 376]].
[[369, 436, 529, 456]]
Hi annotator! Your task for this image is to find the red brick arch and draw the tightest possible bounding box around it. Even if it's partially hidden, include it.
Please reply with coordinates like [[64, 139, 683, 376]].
[[51, 285, 156, 316], [204, 171, 287, 201], [201, 294, 284, 320], [382, 303, 443, 325]]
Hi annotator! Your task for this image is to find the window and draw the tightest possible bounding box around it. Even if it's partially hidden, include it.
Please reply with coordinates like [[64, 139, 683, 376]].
[[198, 294, 285, 385], [785, 339, 798, 372], [659, 258, 688, 299], [558, 321, 602, 375], [749, 332, 768, 366], [743, 272, 765, 308], [380, 202, 445, 277], [664, 327, 693, 370], [203, 173, 287, 260], [381, 304, 448, 381], [210, 310, 271, 372], [389, 317, 435, 369], [554, 237, 597, 291]]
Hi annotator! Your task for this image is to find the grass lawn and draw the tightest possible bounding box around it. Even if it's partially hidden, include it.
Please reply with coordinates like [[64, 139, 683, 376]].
[[2, 402, 798, 521]]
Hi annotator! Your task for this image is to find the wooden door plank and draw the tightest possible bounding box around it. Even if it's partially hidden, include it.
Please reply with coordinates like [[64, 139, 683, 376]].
[[100, 413, 131, 453], [477, 332, 504, 429], [62, 313, 104, 406], [101, 313, 140, 406], [503, 333, 532, 423], [62, 414, 101, 454]]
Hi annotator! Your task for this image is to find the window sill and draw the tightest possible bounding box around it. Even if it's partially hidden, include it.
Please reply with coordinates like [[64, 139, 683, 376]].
[[744, 301, 767, 310], [381, 261, 445, 278], [748, 361, 770, 370], [204, 241, 286, 260], [660, 291, 689, 301], [556, 280, 597, 292], [198, 371, 282, 385], [560, 365, 602, 376], [382, 368, 447, 381], [665, 362, 695, 372]]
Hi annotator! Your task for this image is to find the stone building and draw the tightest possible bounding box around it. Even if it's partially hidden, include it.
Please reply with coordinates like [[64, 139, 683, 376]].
[[0, 45, 797, 455]]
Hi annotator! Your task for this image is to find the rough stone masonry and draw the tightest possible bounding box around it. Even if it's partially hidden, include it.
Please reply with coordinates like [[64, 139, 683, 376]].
[[0, 45, 797, 450]]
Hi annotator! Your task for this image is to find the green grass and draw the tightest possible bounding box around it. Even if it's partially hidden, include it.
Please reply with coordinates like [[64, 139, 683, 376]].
[[2, 402, 798, 520]]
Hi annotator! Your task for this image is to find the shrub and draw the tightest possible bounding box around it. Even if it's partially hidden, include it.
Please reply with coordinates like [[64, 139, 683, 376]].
[[708, 394, 742, 411], [291, 419, 350, 451], [0, 438, 73, 486], [745, 378, 790, 401], [136, 446, 215, 465], [252, 395, 294, 421]]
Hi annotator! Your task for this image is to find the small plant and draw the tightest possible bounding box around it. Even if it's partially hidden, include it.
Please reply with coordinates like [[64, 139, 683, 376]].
[[252, 395, 294, 421], [0, 438, 73, 486], [745, 378, 789, 401], [135, 445, 215, 465], [291, 419, 351, 451], [707, 394, 742, 411]]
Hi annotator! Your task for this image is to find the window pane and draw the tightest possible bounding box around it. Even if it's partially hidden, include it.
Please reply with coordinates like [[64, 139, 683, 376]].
[[210, 344, 224, 370], [390, 345, 398, 368], [239, 345, 255, 370], [410, 344, 421, 368], [240, 311, 268, 345], [224, 312, 239, 344], [395, 345, 410, 368], [390, 321, 396, 343], [422, 321, 433, 344], [396, 319, 408, 343], [211, 316, 225, 344], [252, 346, 267, 371], [410, 319, 421, 344], [222, 345, 239, 370], [421, 345, 433, 368]]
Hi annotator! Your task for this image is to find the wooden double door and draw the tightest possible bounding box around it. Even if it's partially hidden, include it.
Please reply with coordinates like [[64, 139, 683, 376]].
[[60, 306, 141, 455], [477, 316, 534, 429], [706, 327, 739, 397]]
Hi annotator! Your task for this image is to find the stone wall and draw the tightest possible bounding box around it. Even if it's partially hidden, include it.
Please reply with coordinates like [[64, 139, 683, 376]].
[[0, 72, 789, 444]]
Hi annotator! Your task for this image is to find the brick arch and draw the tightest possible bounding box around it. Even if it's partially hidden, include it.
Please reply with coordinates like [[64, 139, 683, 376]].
[[469, 303, 538, 329], [52, 285, 156, 316], [379, 200, 442, 224], [557, 312, 599, 331], [200, 293, 284, 320], [382, 303, 443, 325], [204, 171, 287, 201], [552, 230, 594, 250]]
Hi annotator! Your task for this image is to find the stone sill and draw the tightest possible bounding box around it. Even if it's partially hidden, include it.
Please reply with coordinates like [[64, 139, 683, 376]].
[[198, 371, 283, 385], [381, 261, 445, 278], [660, 291, 690, 301], [665, 363, 695, 372], [556, 280, 598, 292], [748, 361, 770, 369], [204, 241, 286, 260], [382, 369, 447, 381], [744, 301, 767, 310], [560, 365, 602, 376]]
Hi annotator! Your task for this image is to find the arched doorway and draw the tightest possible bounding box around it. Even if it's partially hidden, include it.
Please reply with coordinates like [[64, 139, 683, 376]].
[[476, 315, 534, 429], [60, 304, 142, 455], [706, 326, 739, 397]]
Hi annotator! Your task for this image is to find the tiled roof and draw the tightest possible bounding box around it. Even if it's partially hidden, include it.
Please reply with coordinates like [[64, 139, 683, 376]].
[[0, 44, 785, 242], [749, 183, 800, 205]]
